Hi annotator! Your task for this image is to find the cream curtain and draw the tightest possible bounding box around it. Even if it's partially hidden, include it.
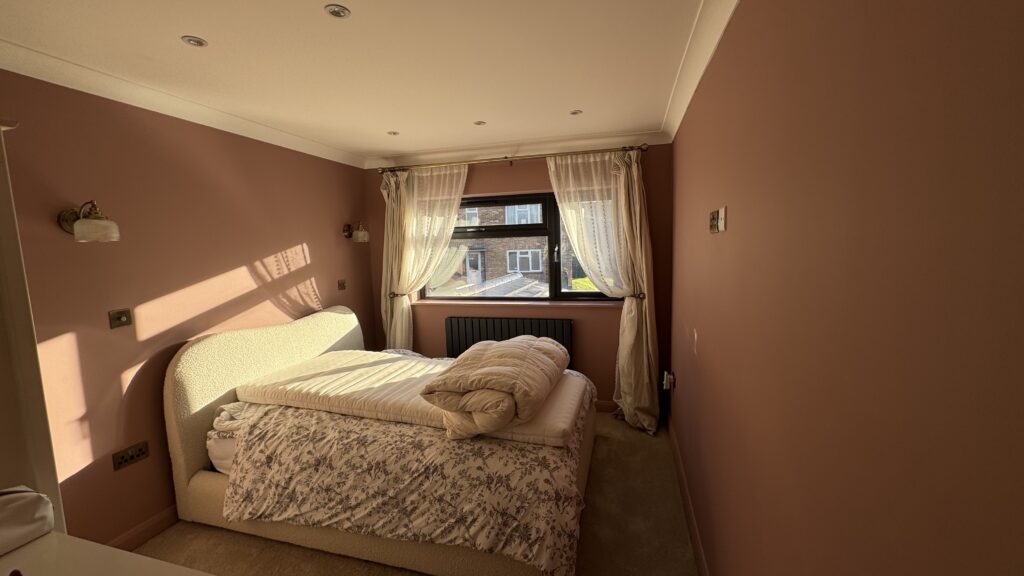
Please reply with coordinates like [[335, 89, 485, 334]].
[[547, 150, 659, 432], [428, 244, 468, 289], [380, 165, 467, 349]]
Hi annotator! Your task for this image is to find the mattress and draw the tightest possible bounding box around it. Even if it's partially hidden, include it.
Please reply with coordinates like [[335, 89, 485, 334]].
[[187, 407, 596, 576], [216, 375, 595, 576], [234, 349, 587, 447]]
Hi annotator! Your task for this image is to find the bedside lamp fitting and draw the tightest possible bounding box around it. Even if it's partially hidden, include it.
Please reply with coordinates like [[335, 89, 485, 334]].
[[343, 223, 369, 243], [58, 201, 120, 242]]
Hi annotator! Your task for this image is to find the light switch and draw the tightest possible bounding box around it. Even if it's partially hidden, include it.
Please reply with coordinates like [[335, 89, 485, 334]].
[[108, 308, 133, 329], [337, 279, 347, 291], [710, 206, 727, 233]]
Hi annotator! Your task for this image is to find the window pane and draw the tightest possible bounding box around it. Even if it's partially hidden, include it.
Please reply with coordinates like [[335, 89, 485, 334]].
[[455, 207, 481, 227], [559, 229, 603, 293], [502, 203, 543, 225], [425, 237, 549, 298], [530, 250, 542, 271]]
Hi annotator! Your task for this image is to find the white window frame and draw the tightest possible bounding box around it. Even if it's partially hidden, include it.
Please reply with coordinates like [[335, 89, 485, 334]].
[[504, 204, 541, 225], [461, 207, 479, 226], [507, 249, 543, 273]]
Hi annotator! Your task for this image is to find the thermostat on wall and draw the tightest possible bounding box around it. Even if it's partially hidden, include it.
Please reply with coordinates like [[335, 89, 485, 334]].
[[709, 206, 727, 233]]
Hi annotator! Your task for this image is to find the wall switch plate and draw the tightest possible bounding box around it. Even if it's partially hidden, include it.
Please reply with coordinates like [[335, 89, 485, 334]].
[[108, 308, 133, 329], [337, 279, 347, 290], [112, 440, 148, 471], [710, 206, 727, 233]]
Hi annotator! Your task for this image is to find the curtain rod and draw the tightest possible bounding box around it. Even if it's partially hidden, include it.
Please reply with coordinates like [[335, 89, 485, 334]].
[[376, 143, 649, 173]]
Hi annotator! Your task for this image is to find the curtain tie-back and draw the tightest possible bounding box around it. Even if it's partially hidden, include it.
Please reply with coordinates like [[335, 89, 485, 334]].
[[631, 292, 646, 300], [388, 292, 408, 298]]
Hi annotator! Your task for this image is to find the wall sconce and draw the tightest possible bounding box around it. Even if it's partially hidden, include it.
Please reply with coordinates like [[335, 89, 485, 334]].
[[57, 201, 120, 242], [343, 223, 369, 243]]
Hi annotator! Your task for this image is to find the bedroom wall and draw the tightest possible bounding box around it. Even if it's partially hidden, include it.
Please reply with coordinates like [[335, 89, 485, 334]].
[[670, 2, 1023, 575], [0, 69, 375, 548], [363, 144, 674, 405]]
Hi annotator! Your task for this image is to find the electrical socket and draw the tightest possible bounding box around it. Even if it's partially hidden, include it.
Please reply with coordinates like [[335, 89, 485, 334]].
[[112, 440, 149, 471]]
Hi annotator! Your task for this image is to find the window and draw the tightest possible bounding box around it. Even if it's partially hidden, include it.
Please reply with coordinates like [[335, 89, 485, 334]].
[[504, 204, 542, 225], [507, 249, 543, 273], [422, 193, 613, 300], [456, 207, 480, 226]]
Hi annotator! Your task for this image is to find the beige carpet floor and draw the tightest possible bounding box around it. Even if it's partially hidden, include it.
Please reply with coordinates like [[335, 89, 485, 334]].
[[136, 413, 697, 576]]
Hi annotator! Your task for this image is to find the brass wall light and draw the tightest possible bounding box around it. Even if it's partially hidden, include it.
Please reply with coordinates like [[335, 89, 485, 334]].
[[343, 223, 369, 243], [57, 201, 120, 242]]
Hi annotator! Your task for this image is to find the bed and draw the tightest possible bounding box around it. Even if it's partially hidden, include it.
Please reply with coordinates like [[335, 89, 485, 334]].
[[164, 306, 596, 576]]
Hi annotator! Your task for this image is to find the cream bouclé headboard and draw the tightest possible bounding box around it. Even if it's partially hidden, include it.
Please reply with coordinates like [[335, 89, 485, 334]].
[[164, 305, 363, 520]]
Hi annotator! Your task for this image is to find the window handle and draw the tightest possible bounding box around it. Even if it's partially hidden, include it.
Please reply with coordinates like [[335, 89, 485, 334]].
[[554, 244, 560, 263]]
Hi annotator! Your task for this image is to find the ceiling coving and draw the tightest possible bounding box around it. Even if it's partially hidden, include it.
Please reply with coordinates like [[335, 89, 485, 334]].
[[0, 0, 737, 168]]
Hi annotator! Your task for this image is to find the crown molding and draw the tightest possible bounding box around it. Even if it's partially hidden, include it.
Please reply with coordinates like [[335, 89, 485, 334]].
[[0, 39, 368, 168], [365, 129, 674, 170], [1, 0, 737, 172], [660, 0, 740, 140]]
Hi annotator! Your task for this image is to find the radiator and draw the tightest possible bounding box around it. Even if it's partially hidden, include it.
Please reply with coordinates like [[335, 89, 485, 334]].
[[444, 317, 574, 367]]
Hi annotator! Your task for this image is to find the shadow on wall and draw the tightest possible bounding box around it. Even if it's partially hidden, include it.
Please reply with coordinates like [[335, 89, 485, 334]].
[[3, 66, 368, 547], [37, 244, 331, 544]]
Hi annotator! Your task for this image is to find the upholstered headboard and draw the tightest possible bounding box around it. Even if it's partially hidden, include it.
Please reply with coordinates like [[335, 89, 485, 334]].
[[163, 306, 363, 520]]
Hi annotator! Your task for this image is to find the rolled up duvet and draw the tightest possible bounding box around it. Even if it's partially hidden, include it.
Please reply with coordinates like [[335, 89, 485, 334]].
[[420, 335, 570, 439]]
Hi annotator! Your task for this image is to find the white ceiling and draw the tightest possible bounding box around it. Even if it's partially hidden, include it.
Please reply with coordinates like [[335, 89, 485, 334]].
[[0, 0, 737, 168]]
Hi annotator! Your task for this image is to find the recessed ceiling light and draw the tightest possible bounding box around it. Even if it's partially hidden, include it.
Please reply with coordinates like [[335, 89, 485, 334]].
[[474, 120, 487, 126], [181, 35, 208, 48], [324, 4, 351, 18], [387, 131, 400, 136], [569, 109, 583, 116]]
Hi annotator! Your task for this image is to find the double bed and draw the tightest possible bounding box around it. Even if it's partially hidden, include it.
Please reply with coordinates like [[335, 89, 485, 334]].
[[164, 306, 596, 576]]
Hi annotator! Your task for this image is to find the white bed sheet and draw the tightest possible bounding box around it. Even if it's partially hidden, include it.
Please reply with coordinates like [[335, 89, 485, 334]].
[[235, 349, 588, 447]]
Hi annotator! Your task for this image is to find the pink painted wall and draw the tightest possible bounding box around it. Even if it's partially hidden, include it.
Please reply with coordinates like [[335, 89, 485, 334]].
[[364, 146, 674, 404], [670, 2, 1024, 575], [0, 69, 375, 547]]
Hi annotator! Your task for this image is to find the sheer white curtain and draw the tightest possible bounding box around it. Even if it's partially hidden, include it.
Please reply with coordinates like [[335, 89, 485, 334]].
[[428, 244, 468, 289], [380, 165, 467, 349], [548, 150, 658, 432]]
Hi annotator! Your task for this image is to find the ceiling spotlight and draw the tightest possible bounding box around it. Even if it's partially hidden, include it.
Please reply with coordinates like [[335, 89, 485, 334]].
[[387, 131, 400, 136], [569, 109, 583, 116], [324, 4, 351, 18], [181, 35, 208, 48], [474, 120, 487, 126]]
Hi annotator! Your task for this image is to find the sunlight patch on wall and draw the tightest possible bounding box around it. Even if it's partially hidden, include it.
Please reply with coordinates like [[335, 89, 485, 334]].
[[134, 244, 314, 341], [250, 243, 323, 316], [200, 299, 297, 337], [37, 332, 90, 481], [134, 266, 258, 341]]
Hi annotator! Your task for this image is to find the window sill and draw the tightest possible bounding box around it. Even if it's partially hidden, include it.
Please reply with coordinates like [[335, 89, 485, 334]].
[[413, 299, 623, 309]]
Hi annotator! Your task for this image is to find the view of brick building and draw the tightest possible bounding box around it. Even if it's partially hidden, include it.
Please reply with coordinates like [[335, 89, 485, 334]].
[[426, 201, 594, 298]]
